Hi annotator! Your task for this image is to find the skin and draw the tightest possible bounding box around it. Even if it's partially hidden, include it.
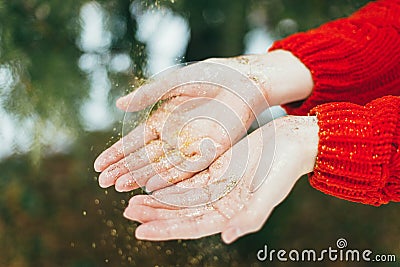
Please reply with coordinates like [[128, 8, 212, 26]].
[[123, 116, 319, 243], [94, 49, 316, 243], [94, 50, 313, 192]]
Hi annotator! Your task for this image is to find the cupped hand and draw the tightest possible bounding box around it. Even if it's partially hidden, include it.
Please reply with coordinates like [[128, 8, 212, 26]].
[[94, 56, 273, 192], [94, 50, 313, 192], [123, 116, 319, 243]]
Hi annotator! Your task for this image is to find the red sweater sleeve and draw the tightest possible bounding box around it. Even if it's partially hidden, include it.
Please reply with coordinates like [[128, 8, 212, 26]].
[[309, 96, 400, 206], [269, 0, 400, 115]]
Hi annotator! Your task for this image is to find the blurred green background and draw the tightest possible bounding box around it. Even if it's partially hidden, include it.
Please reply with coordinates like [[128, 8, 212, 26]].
[[0, 0, 398, 266]]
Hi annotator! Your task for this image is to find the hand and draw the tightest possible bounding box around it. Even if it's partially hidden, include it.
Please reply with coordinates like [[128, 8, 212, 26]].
[[94, 50, 313, 192], [123, 116, 319, 243]]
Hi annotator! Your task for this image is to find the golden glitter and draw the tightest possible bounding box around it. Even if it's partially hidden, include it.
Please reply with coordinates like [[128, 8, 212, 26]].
[[234, 56, 250, 64]]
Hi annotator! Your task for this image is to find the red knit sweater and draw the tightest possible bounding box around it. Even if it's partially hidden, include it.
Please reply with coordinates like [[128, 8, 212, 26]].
[[270, 0, 400, 206]]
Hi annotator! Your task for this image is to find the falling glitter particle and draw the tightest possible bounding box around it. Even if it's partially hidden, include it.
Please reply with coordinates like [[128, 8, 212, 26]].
[[111, 229, 117, 236]]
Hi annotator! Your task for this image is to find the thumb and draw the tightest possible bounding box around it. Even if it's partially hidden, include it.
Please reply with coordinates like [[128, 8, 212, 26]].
[[116, 81, 173, 112], [221, 199, 275, 244], [117, 61, 242, 112], [221, 156, 303, 244], [116, 62, 221, 112]]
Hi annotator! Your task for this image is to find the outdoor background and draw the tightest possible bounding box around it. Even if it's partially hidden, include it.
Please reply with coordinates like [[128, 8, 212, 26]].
[[0, 0, 398, 266]]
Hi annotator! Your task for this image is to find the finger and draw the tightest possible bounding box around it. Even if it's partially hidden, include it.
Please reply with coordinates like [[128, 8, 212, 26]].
[[144, 154, 213, 192], [148, 170, 216, 207], [115, 151, 184, 192], [114, 173, 140, 192], [151, 186, 213, 207], [173, 169, 211, 188], [221, 159, 301, 244], [145, 170, 193, 192], [94, 123, 157, 172], [146, 165, 212, 193], [143, 137, 224, 191], [116, 63, 219, 112], [124, 203, 206, 223], [98, 140, 165, 188], [98, 162, 127, 188], [128, 195, 179, 209], [124, 205, 179, 223], [132, 212, 227, 241]]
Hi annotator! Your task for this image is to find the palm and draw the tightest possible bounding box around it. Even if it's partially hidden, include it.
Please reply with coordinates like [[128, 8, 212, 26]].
[[94, 59, 269, 192], [124, 131, 260, 240], [95, 87, 253, 192], [123, 116, 319, 243]]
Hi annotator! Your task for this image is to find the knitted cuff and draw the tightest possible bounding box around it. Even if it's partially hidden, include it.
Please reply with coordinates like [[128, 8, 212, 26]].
[[269, 0, 400, 115], [309, 96, 400, 206]]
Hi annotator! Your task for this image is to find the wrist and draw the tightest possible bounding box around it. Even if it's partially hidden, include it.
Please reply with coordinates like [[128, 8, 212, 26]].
[[260, 50, 314, 106], [205, 50, 313, 116], [277, 116, 319, 175], [298, 116, 319, 174]]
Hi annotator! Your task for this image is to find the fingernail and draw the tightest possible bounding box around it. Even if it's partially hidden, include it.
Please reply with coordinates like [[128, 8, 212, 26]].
[[94, 154, 112, 172], [98, 173, 109, 188], [123, 206, 139, 221], [98, 181, 108, 188], [222, 227, 241, 244], [145, 179, 158, 193], [116, 97, 127, 107], [123, 209, 130, 219], [94, 158, 104, 172], [135, 225, 147, 239], [123, 207, 135, 220]]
